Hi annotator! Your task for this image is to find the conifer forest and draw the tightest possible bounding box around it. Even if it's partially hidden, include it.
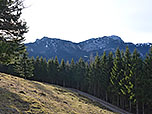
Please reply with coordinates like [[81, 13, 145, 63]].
[[1, 47, 152, 114]]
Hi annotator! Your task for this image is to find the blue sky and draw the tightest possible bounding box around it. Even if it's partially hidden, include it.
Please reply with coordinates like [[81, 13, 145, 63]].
[[22, 0, 152, 43]]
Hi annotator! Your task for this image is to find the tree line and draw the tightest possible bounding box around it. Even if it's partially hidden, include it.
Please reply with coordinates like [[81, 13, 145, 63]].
[[0, 46, 152, 114], [28, 47, 151, 114]]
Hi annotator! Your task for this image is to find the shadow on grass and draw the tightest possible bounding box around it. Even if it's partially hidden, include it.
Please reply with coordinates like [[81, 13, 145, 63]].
[[50, 85, 115, 112], [0, 87, 30, 114], [71, 90, 111, 110], [31, 81, 64, 103], [30, 81, 115, 113], [31, 81, 54, 95]]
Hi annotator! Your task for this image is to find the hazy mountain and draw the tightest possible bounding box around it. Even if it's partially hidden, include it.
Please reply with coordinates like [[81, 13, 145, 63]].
[[25, 35, 152, 62]]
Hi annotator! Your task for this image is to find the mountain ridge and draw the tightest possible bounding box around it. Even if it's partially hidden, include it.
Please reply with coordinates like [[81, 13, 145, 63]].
[[30, 35, 123, 44], [26, 35, 152, 62]]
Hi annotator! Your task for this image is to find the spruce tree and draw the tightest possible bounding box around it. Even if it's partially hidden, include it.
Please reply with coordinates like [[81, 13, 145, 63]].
[[69, 58, 75, 88], [85, 60, 95, 95], [83, 62, 90, 92], [0, 0, 28, 64], [33, 56, 40, 80], [121, 47, 134, 112], [40, 58, 48, 81], [93, 53, 101, 97], [107, 52, 114, 102], [14, 51, 34, 79], [47, 58, 54, 83], [132, 49, 143, 114], [65, 60, 71, 87], [110, 48, 123, 106], [142, 47, 152, 114], [53, 56, 59, 84], [76, 57, 86, 90], [59, 59, 66, 86], [100, 52, 109, 101]]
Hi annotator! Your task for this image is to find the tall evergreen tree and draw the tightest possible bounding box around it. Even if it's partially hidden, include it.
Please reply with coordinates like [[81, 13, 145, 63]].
[[93, 53, 101, 97], [40, 57, 48, 81], [0, 0, 28, 64], [76, 57, 86, 90], [65, 60, 71, 87], [53, 56, 59, 84], [107, 52, 114, 102], [100, 52, 109, 101], [83, 62, 90, 92], [59, 59, 66, 86], [47, 58, 54, 83], [84, 59, 95, 95], [33, 56, 41, 80], [142, 47, 152, 114], [110, 48, 124, 106], [68, 58, 76, 88], [14, 51, 34, 79], [121, 47, 134, 112], [132, 49, 143, 114]]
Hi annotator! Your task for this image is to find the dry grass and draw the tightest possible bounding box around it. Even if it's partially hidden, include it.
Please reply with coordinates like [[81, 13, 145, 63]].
[[0, 73, 116, 114]]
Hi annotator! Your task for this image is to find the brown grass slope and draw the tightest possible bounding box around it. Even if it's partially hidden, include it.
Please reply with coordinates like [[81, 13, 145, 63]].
[[0, 73, 116, 114]]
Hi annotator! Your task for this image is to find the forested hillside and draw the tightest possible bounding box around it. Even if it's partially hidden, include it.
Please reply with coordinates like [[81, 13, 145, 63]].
[[1, 47, 152, 114], [31, 47, 152, 114]]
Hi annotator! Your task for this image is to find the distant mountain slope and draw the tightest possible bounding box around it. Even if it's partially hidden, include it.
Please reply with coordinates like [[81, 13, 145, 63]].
[[0, 73, 115, 114], [26, 36, 152, 61]]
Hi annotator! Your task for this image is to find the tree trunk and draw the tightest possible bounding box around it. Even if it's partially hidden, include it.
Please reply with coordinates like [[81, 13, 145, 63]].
[[124, 97, 126, 109], [136, 100, 139, 114], [63, 81, 65, 87], [97, 85, 100, 98], [105, 91, 108, 101], [112, 95, 114, 104], [142, 103, 145, 114], [93, 85, 96, 96], [121, 96, 124, 109], [77, 82, 79, 90], [117, 95, 119, 106], [129, 100, 132, 112]]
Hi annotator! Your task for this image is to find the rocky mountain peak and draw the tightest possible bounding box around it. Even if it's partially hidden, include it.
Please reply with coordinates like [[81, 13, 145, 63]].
[[108, 35, 122, 41], [25, 35, 151, 62]]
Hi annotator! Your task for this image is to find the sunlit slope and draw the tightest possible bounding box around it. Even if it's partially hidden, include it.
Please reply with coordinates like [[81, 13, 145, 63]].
[[0, 73, 115, 114]]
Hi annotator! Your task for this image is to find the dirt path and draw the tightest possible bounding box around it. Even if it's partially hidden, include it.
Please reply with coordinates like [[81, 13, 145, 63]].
[[68, 88, 132, 114]]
